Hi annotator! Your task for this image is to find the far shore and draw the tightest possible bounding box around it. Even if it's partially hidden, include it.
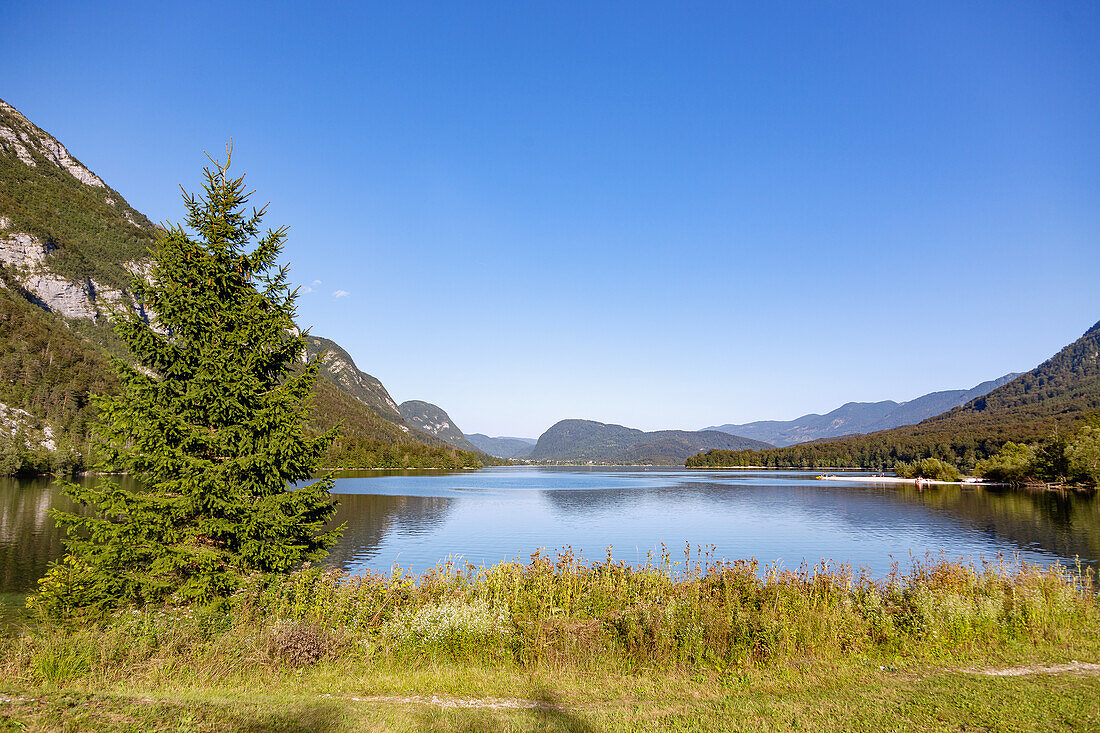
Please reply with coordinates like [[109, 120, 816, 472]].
[[816, 474, 1004, 487]]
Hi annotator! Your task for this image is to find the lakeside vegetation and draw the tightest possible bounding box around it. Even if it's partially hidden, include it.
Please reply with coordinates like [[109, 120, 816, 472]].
[[3, 551, 1097, 730], [689, 416, 1100, 490]]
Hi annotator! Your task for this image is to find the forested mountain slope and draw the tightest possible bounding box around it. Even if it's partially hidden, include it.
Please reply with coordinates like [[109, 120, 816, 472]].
[[302, 336, 405, 423], [398, 401, 481, 452], [528, 419, 772, 465], [689, 321, 1100, 471]]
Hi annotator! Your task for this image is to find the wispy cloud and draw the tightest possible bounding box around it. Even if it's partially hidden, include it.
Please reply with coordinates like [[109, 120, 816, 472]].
[[300, 285, 313, 294], [333, 290, 349, 298], [312, 279, 322, 287]]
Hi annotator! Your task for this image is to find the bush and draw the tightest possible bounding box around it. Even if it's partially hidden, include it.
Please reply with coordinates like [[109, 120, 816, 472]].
[[895, 458, 960, 481], [270, 621, 331, 667], [1066, 425, 1100, 487], [975, 442, 1036, 484]]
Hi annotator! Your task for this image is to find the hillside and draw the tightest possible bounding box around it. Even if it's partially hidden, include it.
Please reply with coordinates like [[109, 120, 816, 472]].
[[689, 320, 1100, 471], [0, 98, 481, 472], [398, 400, 480, 452], [708, 374, 1019, 447], [302, 336, 404, 423], [528, 419, 772, 465], [1, 99, 155, 319], [465, 433, 536, 459]]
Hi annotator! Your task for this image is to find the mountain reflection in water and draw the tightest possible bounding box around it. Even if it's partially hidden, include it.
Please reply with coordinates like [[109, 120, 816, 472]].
[[0, 468, 1096, 596]]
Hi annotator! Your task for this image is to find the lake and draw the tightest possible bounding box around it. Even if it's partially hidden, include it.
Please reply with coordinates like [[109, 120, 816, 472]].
[[2, 467, 1097, 597]]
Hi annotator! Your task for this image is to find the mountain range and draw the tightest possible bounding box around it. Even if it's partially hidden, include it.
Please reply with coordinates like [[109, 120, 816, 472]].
[[464, 434, 538, 459], [688, 320, 1100, 470], [4, 97, 1093, 475], [706, 374, 1020, 447]]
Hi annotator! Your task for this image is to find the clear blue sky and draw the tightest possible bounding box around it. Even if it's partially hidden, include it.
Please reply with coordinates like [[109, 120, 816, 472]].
[[6, 1, 1099, 437]]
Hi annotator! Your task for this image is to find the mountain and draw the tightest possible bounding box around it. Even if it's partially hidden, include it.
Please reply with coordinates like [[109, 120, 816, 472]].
[[689, 321, 1100, 471], [302, 336, 404, 423], [464, 434, 537, 459], [1, 98, 155, 321], [707, 374, 1020, 447], [398, 400, 480, 452], [527, 419, 773, 465], [0, 97, 482, 472]]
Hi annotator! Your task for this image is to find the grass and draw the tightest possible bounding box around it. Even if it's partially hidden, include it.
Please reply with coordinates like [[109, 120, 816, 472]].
[[1, 549, 1098, 731]]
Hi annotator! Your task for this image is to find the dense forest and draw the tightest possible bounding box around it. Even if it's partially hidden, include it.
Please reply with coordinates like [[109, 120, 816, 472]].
[[0, 279, 114, 474]]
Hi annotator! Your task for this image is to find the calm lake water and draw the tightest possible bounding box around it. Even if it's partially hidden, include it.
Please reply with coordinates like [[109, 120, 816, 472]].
[[2, 467, 1098, 596]]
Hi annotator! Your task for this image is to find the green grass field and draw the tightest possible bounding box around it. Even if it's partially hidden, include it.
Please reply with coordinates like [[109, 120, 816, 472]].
[[2, 551, 1097, 731]]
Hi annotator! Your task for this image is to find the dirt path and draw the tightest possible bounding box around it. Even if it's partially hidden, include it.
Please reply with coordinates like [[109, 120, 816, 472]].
[[962, 662, 1100, 677], [318, 693, 568, 711], [324, 663, 1100, 711]]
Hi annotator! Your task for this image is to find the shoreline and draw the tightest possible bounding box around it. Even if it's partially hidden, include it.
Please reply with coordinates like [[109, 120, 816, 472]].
[[816, 474, 1004, 487]]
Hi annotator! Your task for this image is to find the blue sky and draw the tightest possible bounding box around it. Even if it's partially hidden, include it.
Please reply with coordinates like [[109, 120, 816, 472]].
[[5, 1, 1099, 437]]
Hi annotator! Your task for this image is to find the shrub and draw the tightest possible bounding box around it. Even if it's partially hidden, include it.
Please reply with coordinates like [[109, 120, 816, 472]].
[[1066, 425, 1100, 487], [895, 458, 960, 481], [975, 442, 1036, 484], [270, 621, 330, 667]]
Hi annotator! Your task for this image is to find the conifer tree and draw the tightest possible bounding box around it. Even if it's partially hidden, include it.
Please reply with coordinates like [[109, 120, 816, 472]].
[[36, 151, 341, 611]]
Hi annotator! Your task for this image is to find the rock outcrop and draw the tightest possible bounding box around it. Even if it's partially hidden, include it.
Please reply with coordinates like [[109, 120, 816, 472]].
[[0, 99, 105, 187]]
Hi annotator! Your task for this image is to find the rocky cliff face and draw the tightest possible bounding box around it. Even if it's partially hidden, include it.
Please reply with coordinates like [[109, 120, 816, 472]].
[[0, 402, 56, 452], [302, 336, 406, 424], [0, 100, 105, 187], [0, 98, 152, 320]]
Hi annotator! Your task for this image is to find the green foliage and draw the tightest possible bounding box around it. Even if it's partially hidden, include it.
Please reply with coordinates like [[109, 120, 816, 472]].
[[894, 458, 960, 481], [1066, 424, 1100, 486], [0, 279, 118, 475], [975, 442, 1036, 484], [35, 154, 342, 612]]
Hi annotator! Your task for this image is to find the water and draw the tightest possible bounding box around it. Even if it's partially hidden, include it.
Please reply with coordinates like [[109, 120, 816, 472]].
[[2, 467, 1097, 596]]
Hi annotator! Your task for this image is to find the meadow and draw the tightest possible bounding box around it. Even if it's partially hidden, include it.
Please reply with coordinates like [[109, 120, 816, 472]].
[[1, 549, 1098, 731]]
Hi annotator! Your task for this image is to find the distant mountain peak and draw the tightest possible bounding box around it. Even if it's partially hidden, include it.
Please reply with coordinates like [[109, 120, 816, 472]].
[[464, 433, 537, 459]]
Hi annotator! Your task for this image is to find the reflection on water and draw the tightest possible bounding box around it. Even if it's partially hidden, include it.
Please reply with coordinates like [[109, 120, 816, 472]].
[[0, 474, 139, 597], [325, 493, 454, 570], [0, 468, 1096, 595]]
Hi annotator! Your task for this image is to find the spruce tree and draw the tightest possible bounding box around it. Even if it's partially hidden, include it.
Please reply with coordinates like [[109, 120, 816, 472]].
[[36, 152, 341, 611]]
